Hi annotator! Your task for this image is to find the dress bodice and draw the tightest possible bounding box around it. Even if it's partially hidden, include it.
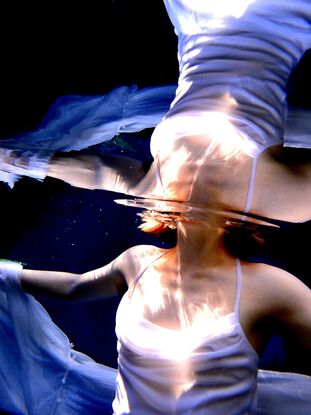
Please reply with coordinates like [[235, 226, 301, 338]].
[[113, 259, 259, 414]]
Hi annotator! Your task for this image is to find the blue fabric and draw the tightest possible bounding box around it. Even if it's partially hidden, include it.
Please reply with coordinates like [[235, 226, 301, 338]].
[[0, 84, 176, 188], [0, 267, 116, 415], [0, 85, 176, 153], [257, 370, 311, 415]]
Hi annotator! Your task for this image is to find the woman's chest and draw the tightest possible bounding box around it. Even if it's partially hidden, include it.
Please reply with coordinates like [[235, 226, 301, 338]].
[[129, 269, 235, 331]]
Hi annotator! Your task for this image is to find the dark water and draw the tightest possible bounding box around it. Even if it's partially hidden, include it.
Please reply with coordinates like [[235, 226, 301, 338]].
[[0, 0, 310, 375], [0, 0, 177, 369]]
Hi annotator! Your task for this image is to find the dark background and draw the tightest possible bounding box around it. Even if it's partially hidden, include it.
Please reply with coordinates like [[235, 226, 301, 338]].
[[0, 0, 310, 374], [0, 0, 178, 368]]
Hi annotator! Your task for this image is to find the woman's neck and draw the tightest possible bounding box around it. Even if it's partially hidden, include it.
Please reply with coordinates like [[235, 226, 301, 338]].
[[175, 220, 230, 268]]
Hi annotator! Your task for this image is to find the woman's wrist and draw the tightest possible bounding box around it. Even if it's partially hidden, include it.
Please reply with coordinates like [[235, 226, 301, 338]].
[[0, 261, 23, 282], [0, 148, 51, 181]]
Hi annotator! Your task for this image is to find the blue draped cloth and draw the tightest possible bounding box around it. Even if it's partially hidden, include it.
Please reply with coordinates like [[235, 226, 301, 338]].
[[0, 85, 176, 188], [0, 265, 116, 415]]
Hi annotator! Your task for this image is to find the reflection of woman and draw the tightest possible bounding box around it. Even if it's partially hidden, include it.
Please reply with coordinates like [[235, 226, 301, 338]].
[[1, 209, 311, 414], [1, 1, 311, 224]]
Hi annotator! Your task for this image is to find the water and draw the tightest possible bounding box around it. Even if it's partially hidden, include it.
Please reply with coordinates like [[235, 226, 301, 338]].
[[0, 2, 310, 413]]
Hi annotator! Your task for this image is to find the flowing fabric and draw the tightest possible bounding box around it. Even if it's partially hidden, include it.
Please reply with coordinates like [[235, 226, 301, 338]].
[[0, 85, 176, 188], [256, 370, 311, 415], [0, 264, 116, 415]]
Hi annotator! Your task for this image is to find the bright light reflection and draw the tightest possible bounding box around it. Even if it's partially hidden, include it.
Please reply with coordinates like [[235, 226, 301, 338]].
[[153, 102, 258, 167], [192, 0, 256, 19], [217, 0, 256, 18], [159, 144, 192, 199], [133, 289, 227, 360], [151, 307, 229, 362], [128, 287, 230, 399]]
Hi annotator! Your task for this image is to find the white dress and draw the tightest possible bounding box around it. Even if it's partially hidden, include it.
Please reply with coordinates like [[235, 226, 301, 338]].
[[114, 258, 259, 414]]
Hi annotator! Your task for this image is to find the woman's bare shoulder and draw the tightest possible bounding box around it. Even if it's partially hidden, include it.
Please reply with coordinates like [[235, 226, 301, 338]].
[[241, 260, 311, 314], [114, 245, 171, 282], [241, 261, 307, 284], [121, 244, 169, 258]]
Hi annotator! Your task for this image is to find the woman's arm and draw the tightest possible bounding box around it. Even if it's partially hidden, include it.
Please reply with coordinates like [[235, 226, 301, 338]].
[[259, 265, 311, 350], [20, 258, 127, 302], [19, 244, 156, 301], [47, 152, 152, 195], [0, 146, 155, 195], [275, 275, 311, 350]]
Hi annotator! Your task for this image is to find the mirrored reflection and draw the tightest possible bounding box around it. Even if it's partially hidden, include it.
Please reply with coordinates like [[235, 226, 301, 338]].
[[0, 1, 311, 414]]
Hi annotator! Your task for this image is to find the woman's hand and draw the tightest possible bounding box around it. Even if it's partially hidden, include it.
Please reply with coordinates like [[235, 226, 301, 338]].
[[0, 261, 23, 283], [0, 148, 50, 180]]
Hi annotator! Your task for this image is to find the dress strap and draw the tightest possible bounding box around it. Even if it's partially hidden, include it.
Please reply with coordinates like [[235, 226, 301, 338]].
[[128, 250, 168, 300], [240, 154, 259, 221], [155, 153, 166, 195], [235, 154, 257, 313], [234, 258, 242, 315]]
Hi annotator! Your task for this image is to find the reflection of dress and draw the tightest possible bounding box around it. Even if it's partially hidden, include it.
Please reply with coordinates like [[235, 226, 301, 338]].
[[1, 263, 311, 415], [151, 0, 311, 159], [0, 85, 176, 187], [0, 2, 311, 187], [1, 2, 311, 187], [2, 83, 311, 188]]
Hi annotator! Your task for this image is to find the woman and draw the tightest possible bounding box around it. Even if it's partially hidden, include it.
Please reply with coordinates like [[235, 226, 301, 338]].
[[0, 1, 311, 413], [1, 207, 310, 414], [1, 1, 311, 224]]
